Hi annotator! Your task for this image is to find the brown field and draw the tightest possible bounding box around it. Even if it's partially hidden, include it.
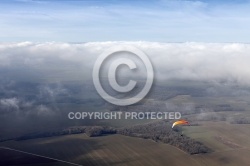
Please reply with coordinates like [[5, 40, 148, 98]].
[[184, 121, 250, 166], [0, 134, 200, 166], [0, 148, 61, 166], [1, 120, 250, 166]]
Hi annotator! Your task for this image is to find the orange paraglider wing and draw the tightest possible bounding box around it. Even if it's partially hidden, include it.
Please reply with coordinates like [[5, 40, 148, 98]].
[[172, 120, 189, 128]]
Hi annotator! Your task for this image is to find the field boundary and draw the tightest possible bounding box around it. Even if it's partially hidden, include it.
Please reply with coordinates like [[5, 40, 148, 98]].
[[0, 146, 83, 166]]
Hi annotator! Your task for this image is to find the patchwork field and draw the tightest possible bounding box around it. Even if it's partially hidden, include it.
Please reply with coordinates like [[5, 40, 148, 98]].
[[185, 121, 250, 166], [0, 134, 200, 166], [1, 121, 250, 166]]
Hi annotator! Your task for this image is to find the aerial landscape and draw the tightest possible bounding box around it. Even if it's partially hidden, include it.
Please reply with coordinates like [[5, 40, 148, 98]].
[[0, 0, 250, 166]]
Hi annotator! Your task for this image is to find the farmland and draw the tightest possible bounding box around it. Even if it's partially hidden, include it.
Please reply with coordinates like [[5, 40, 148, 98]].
[[1, 80, 250, 166], [1, 120, 250, 166], [0, 134, 200, 166]]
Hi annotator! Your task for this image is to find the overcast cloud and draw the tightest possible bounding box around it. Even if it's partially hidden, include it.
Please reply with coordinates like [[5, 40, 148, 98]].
[[0, 42, 250, 85], [1, 42, 250, 137]]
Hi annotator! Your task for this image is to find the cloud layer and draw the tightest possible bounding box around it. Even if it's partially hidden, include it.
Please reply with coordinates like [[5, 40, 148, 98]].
[[1, 41, 250, 137], [1, 42, 250, 85]]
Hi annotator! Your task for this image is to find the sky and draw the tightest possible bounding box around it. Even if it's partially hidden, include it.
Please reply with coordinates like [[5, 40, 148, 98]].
[[0, 0, 250, 42]]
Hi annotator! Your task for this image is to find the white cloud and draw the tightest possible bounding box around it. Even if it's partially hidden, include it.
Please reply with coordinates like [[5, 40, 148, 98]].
[[1, 42, 250, 85], [36, 104, 53, 116], [0, 98, 20, 110]]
